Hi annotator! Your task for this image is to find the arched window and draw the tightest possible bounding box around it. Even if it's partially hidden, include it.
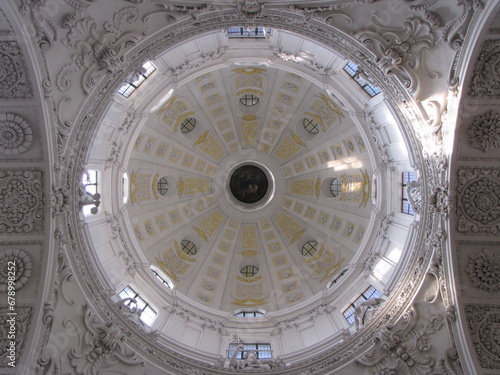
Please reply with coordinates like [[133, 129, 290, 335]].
[[239, 94, 259, 106], [330, 178, 341, 197], [240, 265, 259, 277], [181, 240, 197, 255], [118, 285, 158, 326], [180, 117, 196, 133], [301, 241, 319, 256], [303, 117, 320, 134], [342, 285, 381, 325], [157, 177, 168, 195]]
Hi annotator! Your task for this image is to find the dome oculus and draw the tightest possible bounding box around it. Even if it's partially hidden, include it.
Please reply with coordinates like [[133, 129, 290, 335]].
[[229, 165, 268, 204]]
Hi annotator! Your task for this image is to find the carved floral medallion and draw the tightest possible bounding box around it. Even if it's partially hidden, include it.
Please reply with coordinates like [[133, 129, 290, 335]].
[[0, 170, 44, 233], [457, 169, 500, 233]]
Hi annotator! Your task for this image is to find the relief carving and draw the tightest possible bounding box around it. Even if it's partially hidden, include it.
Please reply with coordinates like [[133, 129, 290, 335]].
[[0, 170, 44, 234], [467, 111, 500, 152], [356, 16, 436, 95], [0, 249, 32, 292], [356, 306, 444, 374], [68, 304, 144, 374], [465, 304, 500, 369], [0, 113, 33, 155], [0, 41, 33, 99], [468, 39, 500, 98], [457, 169, 500, 234], [465, 249, 500, 293], [0, 306, 33, 368], [58, 7, 141, 93]]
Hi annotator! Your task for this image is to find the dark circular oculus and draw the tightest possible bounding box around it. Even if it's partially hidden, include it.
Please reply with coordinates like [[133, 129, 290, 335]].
[[230, 165, 268, 204]]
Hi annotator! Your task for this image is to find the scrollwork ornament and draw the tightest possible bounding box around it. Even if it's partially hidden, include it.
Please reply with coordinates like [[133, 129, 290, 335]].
[[356, 306, 443, 374], [0, 113, 33, 155], [68, 304, 144, 374], [355, 16, 436, 95], [465, 249, 500, 292], [467, 111, 500, 152], [0, 248, 32, 292]]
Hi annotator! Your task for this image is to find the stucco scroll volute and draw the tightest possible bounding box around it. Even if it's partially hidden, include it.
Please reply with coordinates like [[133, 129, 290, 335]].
[[356, 306, 445, 374], [68, 304, 144, 375], [57, 7, 141, 94], [356, 16, 437, 95]]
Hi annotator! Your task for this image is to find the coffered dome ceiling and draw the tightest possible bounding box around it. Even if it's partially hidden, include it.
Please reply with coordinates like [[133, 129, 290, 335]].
[[123, 63, 377, 313]]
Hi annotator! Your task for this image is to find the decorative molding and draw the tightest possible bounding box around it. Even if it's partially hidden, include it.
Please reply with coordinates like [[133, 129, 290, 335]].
[[67, 304, 144, 374], [58, 7, 141, 93], [0, 248, 32, 292], [407, 179, 423, 215], [468, 39, 500, 98], [457, 169, 500, 234], [0, 306, 33, 368], [355, 16, 436, 95], [0, 169, 44, 234], [467, 111, 500, 152], [356, 306, 444, 374], [0, 113, 33, 155], [465, 249, 500, 293], [465, 304, 500, 369], [0, 41, 33, 99], [19, 0, 58, 51]]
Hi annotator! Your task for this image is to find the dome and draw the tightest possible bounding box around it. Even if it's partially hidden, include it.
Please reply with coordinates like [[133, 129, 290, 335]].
[[117, 62, 383, 315], [2, 1, 499, 374]]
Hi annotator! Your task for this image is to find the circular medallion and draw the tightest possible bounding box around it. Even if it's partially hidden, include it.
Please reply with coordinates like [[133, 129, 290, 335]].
[[230, 165, 268, 204]]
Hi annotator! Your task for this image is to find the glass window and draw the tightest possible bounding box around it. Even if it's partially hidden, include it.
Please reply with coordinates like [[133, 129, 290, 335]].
[[157, 177, 168, 196], [234, 311, 264, 317], [303, 118, 320, 134], [118, 286, 158, 326], [301, 241, 319, 257], [342, 285, 381, 325], [343, 61, 381, 98], [118, 61, 156, 98], [227, 27, 272, 38], [240, 265, 259, 277], [180, 118, 196, 134], [239, 94, 259, 106], [82, 170, 99, 216], [330, 178, 341, 197], [402, 172, 417, 215], [181, 240, 197, 255], [151, 268, 173, 289], [227, 343, 272, 359]]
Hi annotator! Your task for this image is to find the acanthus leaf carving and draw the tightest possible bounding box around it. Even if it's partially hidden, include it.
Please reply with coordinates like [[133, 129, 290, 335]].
[[58, 7, 141, 94], [19, 0, 58, 51], [68, 304, 144, 375], [465, 249, 500, 293], [356, 306, 444, 374], [356, 16, 436, 95], [467, 110, 500, 152]]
